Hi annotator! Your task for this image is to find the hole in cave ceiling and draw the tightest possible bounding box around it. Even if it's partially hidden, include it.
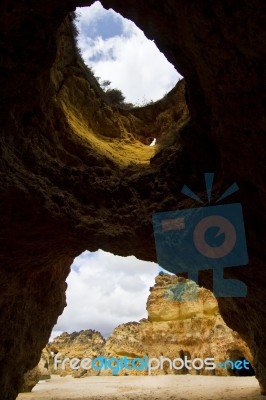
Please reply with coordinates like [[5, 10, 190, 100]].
[[74, 1, 183, 107]]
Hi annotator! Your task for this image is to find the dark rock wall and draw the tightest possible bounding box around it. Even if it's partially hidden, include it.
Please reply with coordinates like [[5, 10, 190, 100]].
[[0, 1, 265, 399]]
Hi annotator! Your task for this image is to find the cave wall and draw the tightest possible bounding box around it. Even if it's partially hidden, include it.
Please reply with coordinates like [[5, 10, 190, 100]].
[[0, 1, 265, 399]]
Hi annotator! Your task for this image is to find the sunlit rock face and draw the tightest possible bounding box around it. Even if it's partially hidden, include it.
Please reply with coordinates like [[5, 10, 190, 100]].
[[48, 330, 105, 377], [41, 275, 252, 379], [102, 274, 252, 377], [0, 1, 265, 398]]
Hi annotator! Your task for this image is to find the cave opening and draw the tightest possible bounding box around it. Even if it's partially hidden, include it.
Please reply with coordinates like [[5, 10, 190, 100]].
[[227, 351, 255, 377], [50, 250, 159, 341], [179, 350, 191, 374], [227, 357, 255, 377], [74, 1, 183, 107], [235, 357, 255, 377]]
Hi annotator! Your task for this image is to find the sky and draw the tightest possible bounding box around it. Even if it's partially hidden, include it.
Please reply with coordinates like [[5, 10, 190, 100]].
[[51, 250, 160, 340], [74, 1, 182, 105]]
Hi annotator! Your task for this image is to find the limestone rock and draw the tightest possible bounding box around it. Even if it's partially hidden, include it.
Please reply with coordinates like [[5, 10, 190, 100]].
[[19, 366, 41, 393], [18, 347, 51, 393], [48, 329, 105, 377], [102, 274, 252, 376], [52, 275, 252, 378], [38, 346, 51, 380]]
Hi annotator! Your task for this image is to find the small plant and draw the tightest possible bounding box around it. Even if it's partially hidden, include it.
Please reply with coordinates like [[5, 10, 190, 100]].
[[71, 16, 133, 109]]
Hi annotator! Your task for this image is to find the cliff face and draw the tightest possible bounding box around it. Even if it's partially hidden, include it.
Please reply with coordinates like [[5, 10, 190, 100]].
[[102, 275, 252, 376], [48, 330, 105, 377], [46, 275, 252, 378], [0, 1, 265, 399]]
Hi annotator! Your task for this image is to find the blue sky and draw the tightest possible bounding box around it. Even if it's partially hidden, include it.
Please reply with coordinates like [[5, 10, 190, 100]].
[[74, 1, 182, 105], [79, 8, 124, 40]]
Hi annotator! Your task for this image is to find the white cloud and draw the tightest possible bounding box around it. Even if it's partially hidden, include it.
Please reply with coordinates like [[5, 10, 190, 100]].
[[75, 2, 182, 105], [52, 250, 159, 339], [75, 1, 106, 28]]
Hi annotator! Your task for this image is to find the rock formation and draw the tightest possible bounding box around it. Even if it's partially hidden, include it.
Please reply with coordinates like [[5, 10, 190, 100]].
[[19, 367, 41, 393], [48, 330, 105, 377], [50, 274, 251, 377], [104, 274, 253, 376], [19, 346, 51, 393], [38, 347, 51, 380], [0, 1, 265, 398]]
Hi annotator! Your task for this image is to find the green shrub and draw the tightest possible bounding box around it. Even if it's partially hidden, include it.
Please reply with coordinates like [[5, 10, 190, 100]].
[[105, 88, 125, 105]]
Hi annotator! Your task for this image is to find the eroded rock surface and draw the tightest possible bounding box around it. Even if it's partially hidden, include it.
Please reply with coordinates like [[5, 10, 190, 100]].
[[46, 275, 252, 377], [98, 275, 252, 376], [0, 1, 265, 398], [18, 367, 40, 394], [49, 330, 105, 377]]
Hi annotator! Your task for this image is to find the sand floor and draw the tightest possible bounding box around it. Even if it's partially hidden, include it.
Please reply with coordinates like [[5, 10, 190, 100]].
[[17, 375, 264, 400]]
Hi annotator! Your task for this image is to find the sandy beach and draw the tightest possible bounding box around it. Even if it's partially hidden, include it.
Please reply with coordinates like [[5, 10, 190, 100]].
[[17, 375, 264, 400]]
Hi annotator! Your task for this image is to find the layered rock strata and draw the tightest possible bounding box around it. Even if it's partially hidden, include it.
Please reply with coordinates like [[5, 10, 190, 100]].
[[103, 275, 252, 376], [48, 275, 252, 378]]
